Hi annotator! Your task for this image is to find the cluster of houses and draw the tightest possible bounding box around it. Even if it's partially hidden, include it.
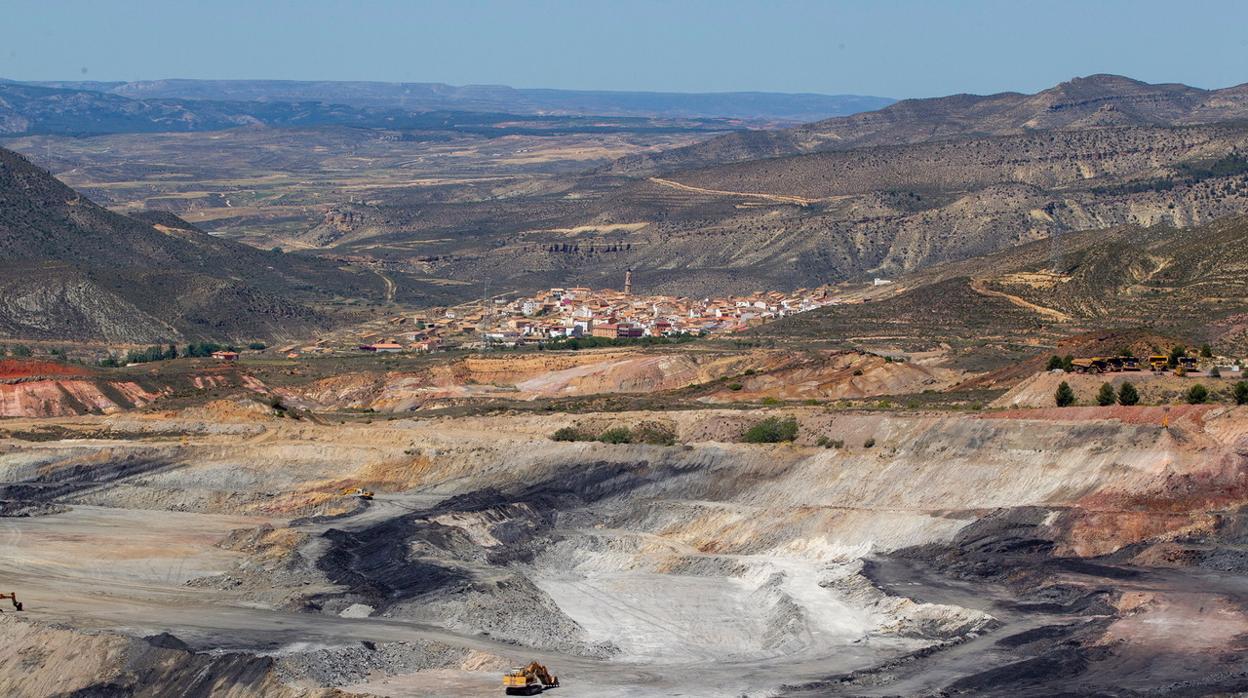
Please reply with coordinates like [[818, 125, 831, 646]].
[[356, 283, 842, 352]]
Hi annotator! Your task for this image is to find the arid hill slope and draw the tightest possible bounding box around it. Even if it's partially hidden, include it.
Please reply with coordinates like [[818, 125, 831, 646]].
[[329, 120, 1248, 296], [0, 146, 457, 342], [760, 215, 1248, 354]]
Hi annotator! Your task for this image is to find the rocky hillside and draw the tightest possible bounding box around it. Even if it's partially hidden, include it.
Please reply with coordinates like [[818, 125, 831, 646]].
[[326, 119, 1248, 297], [759, 214, 1248, 355], [0, 146, 442, 342], [610, 74, 1248, 174]]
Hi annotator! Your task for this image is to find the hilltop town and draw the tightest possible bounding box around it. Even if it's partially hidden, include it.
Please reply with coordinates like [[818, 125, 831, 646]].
[[344, 272, 848, 354]]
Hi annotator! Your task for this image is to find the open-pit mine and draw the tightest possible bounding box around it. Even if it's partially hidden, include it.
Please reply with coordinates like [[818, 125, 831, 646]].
[[9, 53, 1248, 697], [4, 346, 1248, 697]]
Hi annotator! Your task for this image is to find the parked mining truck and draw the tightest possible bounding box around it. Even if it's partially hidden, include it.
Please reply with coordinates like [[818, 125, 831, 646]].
[[503, 662, 559, 695], [1071, 357, 1109, 374], [0, 593, 22, 612]]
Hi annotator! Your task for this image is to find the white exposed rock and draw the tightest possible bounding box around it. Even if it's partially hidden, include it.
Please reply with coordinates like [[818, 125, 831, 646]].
[[338, 603, 375, 618]]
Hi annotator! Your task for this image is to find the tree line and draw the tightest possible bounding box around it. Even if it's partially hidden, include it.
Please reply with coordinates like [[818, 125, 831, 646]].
[[98, 341, 266, 367], [1056, 379, 1248, 407]]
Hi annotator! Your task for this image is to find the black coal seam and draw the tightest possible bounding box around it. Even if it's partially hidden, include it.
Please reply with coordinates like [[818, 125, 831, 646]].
[[0, 457, 178, 502], [994, 622, 1085, 648], [50, 630, 280, 698], [944, 645, 1110, 695], [787, 505, 1146, 696], [315, 516, 470, 605], [313, 458, 703, 609]]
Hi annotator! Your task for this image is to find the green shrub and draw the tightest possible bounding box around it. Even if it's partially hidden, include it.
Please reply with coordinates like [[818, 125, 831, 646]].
[[1046, 355, 1064, 371], [1234, 381, 1248, 406], [1186, 384, 1209, 404], [863, 437, 876, 449], [551, 426, 587, 442], [760, 397, 782, 406], [1096, 383, 1116, 406], [1055, 381, 1076, 407], [598, 427, 633, 444], [1118, 382, 1140, 406], [1210, 366, 1222, 378], [727, 382, 744, 391], [1169, 345, 1187, 369], [741, 416, 799, 443], [632, 422, 676, 446]]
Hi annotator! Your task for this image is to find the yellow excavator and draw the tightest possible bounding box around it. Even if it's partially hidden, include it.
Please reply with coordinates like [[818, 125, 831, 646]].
[[0, 592, 22, 612], [503, 662, 559, 695], [341, 487, 374, 500]]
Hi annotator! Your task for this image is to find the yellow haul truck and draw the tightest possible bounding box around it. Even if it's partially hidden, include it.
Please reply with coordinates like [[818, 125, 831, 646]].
[[1070, 357, 1109, 374]]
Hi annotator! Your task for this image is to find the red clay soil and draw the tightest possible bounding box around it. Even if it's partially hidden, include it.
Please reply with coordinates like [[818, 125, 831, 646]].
[[1056, 509, 1216, 557], [1080, 456, 1248, 514], [0, 359, 93, 379]]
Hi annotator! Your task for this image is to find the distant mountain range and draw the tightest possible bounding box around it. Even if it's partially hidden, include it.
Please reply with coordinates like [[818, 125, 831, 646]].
[[0, 79, 894, 136], [0, 81, 742, 137], [609, 74, 1248, 173]]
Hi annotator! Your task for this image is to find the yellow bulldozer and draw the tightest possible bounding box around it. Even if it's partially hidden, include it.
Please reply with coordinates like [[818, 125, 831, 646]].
[[503, 661, 559, 695], [0, 592, 22, 612]]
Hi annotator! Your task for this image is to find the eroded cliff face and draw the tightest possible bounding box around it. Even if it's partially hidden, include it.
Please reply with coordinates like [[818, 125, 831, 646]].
[[0, 360, 253, 418]]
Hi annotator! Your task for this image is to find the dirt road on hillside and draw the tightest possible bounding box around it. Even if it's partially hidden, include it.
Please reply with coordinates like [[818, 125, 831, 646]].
[[649, 176, 822, 206]]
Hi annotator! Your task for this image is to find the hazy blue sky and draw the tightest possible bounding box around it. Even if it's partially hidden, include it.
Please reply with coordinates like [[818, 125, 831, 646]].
[[5, 0, 1247, 98]]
